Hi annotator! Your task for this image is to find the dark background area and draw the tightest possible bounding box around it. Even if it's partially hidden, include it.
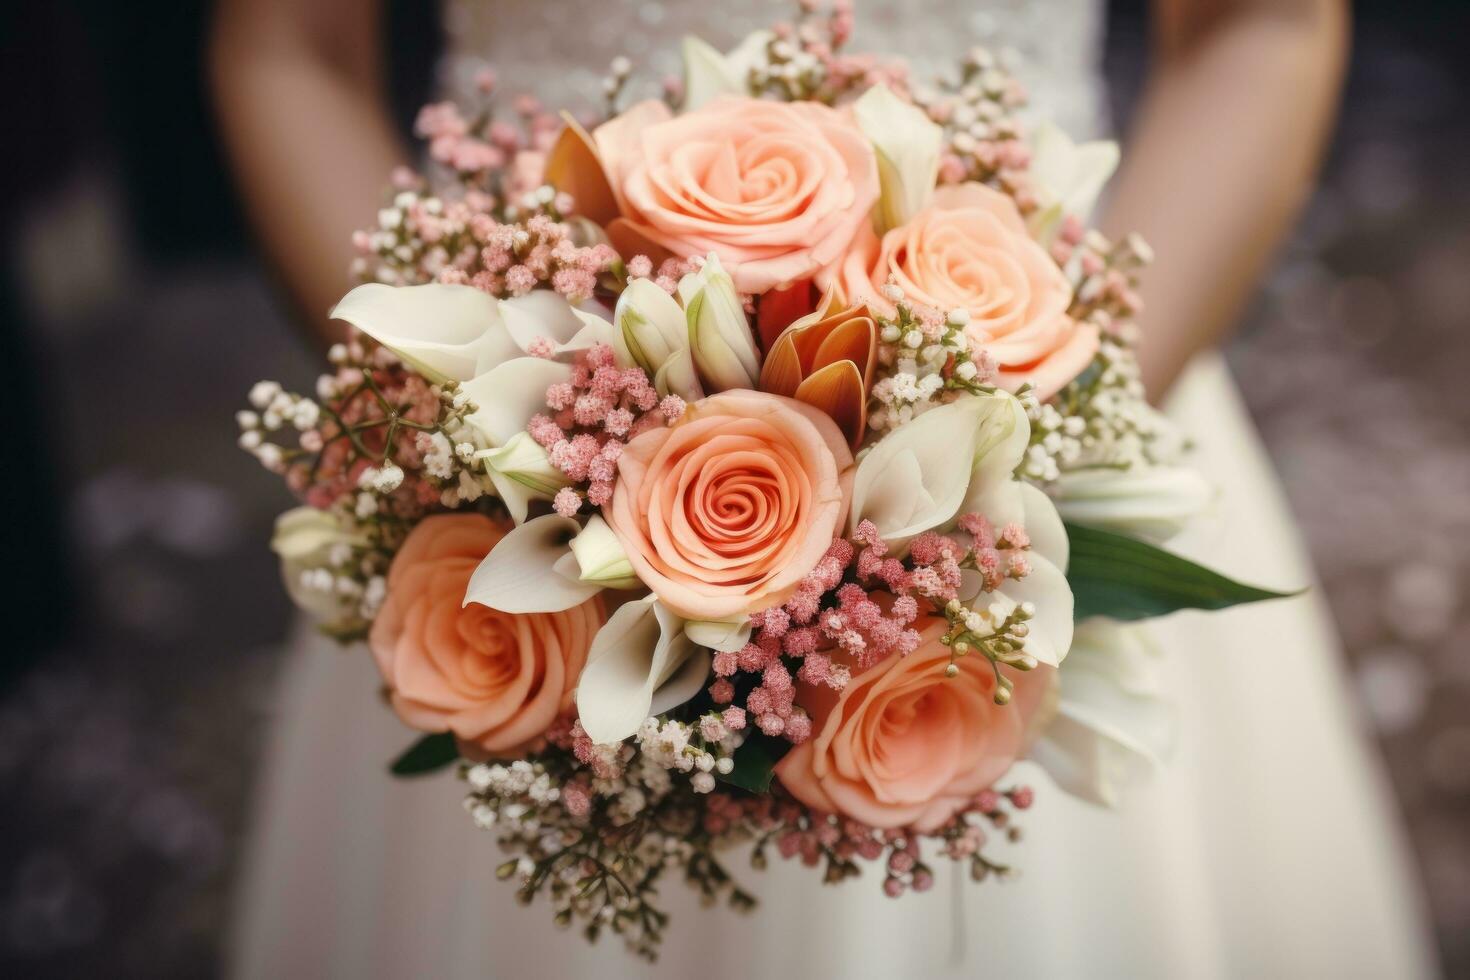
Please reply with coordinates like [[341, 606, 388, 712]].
[[2, 1, 1467, 976]]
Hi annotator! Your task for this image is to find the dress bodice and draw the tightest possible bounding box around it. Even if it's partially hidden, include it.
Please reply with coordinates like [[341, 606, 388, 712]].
[[440, 0, 1107, 136]]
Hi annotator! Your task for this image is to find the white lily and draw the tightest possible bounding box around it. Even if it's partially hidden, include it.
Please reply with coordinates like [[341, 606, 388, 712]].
[[613, 278, 704, 402], [1030, 619, 1175, 807], [679, 254, 761, 392], [568, 516, 641, 590], [474, 432, 572, 524], [853, 83, 943, 232], [848, 391, 1029, 550], [329, 282, 614, 384], [271, 507, 364, 622], [684, 619, 753, 653], [575, 596, 712, 744], [680, 31, 773, 110], [462, 514, 602, 614], [459, 356, 575, 523], [1026, 122, 1120, 245], [1050, 465, 1214, 544]]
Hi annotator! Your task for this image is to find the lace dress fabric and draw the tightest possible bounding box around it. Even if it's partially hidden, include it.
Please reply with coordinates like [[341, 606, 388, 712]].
[[227, 3, 1437, 977], [441, 0, 1107, 136]]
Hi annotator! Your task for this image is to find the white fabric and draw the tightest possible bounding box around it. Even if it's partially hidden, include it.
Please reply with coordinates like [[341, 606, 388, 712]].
[[229, 0, 1439, 973]]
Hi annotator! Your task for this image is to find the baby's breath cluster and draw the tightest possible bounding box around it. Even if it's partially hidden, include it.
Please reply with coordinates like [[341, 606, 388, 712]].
[[868, 285, 999, 432]]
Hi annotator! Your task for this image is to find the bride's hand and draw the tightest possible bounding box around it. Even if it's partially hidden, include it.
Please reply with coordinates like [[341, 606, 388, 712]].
[[1105, 0, 1349, 399]]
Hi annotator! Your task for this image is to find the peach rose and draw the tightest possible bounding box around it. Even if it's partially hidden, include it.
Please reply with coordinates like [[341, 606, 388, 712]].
[[594, 97, 879, 294], [775, 616, 1050, 831], [604, 389, 853, 622], [369, 514, 604, 756], [828, 182, 1099, 399]]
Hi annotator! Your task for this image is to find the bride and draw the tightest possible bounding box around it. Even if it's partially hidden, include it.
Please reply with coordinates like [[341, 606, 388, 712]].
[[211, 1, 1438, 977]]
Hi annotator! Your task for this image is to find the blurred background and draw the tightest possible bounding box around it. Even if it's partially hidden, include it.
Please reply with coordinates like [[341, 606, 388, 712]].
[[1, 1, 1466, 975]]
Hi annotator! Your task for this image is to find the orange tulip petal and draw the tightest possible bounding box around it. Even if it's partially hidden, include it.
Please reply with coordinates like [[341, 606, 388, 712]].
[[756, 280, 820, 351], [545, 113, 621, 227], [812, 316, 876, 374], [794, 360, 868, 449], [759, 335, 805, 398]]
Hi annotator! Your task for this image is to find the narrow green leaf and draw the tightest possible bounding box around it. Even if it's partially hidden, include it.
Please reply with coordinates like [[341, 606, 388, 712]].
[[718, 733, 785, 794], [389, 732, 459, 777], [1064, 522, 1298, 622]]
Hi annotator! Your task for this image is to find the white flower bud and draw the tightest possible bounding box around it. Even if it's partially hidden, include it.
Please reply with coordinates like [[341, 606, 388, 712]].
[[568, 515, 641, 589], [678, 254, 759, 392]]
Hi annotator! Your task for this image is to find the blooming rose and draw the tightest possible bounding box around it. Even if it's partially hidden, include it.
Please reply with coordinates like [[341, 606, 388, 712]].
[[775, 616, 1050, 831], [369, 514, 604, 756], [594, 97, 880, 294], [604, 389, 853, 622], [827, 182, 1099, 399]]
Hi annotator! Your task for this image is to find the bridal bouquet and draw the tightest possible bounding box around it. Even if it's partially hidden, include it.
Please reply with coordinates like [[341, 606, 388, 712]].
[[239, 1, 1284, 958]]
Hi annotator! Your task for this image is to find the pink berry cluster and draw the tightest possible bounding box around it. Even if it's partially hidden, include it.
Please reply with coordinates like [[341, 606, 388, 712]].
[[526, 343, 686, 516], [703, 510, 1035, 744], [439, 212, 618, 303]]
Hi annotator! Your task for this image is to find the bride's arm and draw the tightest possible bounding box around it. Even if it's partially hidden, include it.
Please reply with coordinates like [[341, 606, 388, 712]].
[[1104, 0, 1349, 398], [209, 0, 404, 344]]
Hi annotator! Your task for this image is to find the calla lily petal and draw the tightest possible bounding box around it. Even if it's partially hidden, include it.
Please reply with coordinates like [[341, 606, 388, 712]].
[[853, 83, 943, 232], [569, 516, 642, 589], [330, 282, 517, 384], [1051, 465, 1214, 544], [1027, 122, 1120, 244], [463, 514, 602, 614], [684, 619, 753, 653], [575, 596, 704, 744], [793, 360, 866, 450], [460, 357, 571, 447], [1029, 620, 1174, 806], [849, 395, 995, 548], [497, 291, 613, 361], [992, 552, 1074, 667]]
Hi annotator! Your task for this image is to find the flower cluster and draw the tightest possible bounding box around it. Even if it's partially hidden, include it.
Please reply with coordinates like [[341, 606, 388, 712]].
[[237, 0, 1250, 960], [867, 287, 1000, 432]]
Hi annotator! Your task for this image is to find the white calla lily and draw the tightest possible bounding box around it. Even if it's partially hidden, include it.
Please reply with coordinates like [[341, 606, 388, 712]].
[[849, 391, 1028, 550], [1030, 619, 1175, 807], [853, 83, 943, 232], [459, 356, 574, 522], [678, 254, 760, 392], [613, 278, 704, 402], [568, 516, 641, 589], [1051, 465, 1214, 544], [475, 432, 572, 524], [495, 289, 616, 364], [462, 514, 602, 614], [330, 283, 617, 384], [684, 619, 753, 654], [575, 596, 711, 744], [1026, 122, 1120, 245], [271, 507, 364, 622], [330, 283, 516, 383], [680, 31, 772, 110]]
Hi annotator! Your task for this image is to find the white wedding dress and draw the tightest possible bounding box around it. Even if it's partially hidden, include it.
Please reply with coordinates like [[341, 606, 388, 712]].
[[229, 2, 1438, 977]]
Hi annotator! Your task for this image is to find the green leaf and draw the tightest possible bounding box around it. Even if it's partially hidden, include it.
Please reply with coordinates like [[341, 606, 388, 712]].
[[1064, 522, 1298, 622], [389, 732, 459, 777], [718, 733, 785, 794]]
